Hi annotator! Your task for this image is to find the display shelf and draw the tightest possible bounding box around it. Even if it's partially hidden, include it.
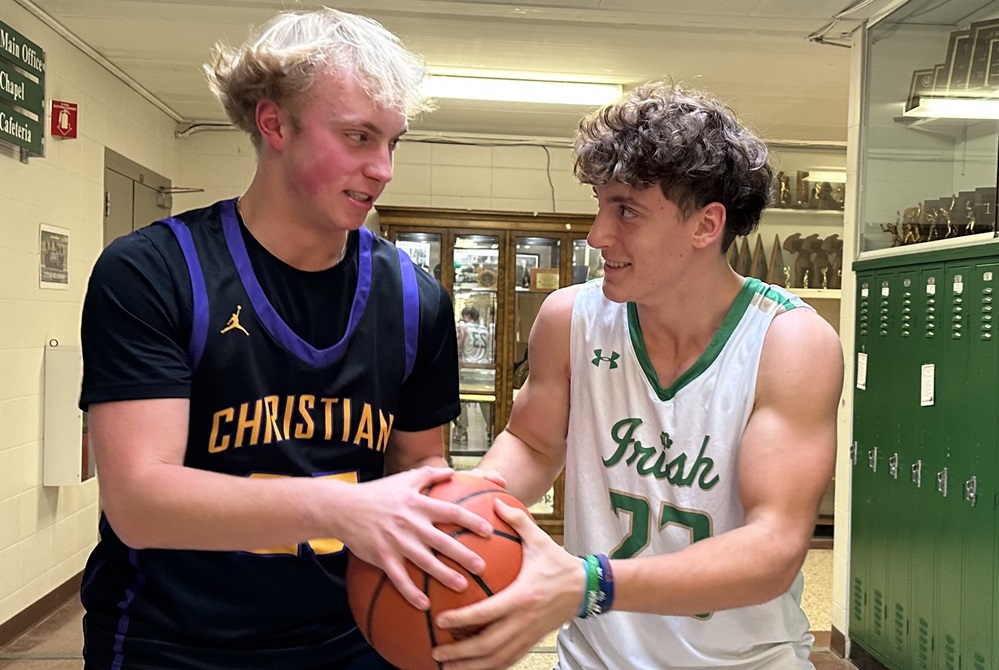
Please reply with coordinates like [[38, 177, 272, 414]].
[[766, 207, 845, 217], [790, 288, 842, 300], [893, 113, 999, 138]]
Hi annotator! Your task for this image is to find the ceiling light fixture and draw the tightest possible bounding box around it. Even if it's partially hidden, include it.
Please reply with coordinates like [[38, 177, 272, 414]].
[[424, 74, 622, 106], [904, 96, 999, 120]]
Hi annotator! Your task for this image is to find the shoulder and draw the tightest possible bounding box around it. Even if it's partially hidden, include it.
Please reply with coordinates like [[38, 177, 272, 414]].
[[92, 224, 184, 284], [765, 307, 839, 357], [529, 284, 584, 349], [413, 264, 450, 312], [541, 283, 585, 319], [758, 308, 844, 405]]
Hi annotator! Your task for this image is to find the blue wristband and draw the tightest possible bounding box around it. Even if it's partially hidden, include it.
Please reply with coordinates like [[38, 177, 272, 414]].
[[594, 553, 615, 614]]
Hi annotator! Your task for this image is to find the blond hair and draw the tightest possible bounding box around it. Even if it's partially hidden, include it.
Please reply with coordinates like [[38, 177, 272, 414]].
[[205, 7, 432, 149]]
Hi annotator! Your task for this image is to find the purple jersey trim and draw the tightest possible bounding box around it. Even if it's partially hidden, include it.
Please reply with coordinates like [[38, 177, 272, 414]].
[[157, 218, 209, 370], [220, 198, 374, 368], [110, 548, 144, 670], [397, 247, 419, 381]]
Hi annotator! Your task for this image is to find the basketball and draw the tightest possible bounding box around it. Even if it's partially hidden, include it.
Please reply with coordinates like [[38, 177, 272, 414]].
[[346, 473, 528, 670]]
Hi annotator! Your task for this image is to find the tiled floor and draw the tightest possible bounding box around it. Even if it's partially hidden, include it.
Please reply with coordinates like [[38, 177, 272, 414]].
[[0, 550, 855, 669]]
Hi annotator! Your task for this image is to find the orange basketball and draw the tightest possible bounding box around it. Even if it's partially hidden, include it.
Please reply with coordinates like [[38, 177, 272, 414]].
[[346, 473, 528, 670]]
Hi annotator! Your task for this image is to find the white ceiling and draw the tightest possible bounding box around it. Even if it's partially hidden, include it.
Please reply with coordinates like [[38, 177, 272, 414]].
[[21, 0, 884, 142]]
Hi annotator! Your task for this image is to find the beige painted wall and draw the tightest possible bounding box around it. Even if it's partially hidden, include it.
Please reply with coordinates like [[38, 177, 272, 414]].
[[0, 0, 178, 625]]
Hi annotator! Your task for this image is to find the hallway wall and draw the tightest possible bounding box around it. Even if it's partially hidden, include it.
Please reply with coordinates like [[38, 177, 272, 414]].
[[0, 0, 179, 625]]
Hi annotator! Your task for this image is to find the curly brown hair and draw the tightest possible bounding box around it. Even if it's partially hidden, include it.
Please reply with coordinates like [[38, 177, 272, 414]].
[[574, 80, 773, 252], [204, 8, 433, 150]]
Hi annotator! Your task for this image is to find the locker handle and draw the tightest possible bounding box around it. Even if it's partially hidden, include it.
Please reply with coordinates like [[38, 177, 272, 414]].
[[850, 442, 857, 466], [965, 476, 978, 507], [868, 447, 878, 473], [936, 468, 948, 497], [911, 460, 922, 488], [888, 453, 899, 479]]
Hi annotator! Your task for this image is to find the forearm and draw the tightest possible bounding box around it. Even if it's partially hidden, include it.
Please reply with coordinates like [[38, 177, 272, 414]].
[[611, 523, 808, 616], [102, 464, 349, 551], [478, 428, 563, 506]]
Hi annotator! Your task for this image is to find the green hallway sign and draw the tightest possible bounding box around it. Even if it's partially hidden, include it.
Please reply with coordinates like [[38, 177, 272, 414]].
[[0, 20, 44, 156]]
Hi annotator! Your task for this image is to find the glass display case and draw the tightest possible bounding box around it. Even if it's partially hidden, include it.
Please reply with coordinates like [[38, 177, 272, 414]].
[[859, 0, 999, 254], [379, 207, 597, 535]]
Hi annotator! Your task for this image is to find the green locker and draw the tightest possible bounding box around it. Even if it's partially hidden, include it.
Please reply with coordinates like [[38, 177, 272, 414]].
[[852, 269, 896, 662], [910, 264, 945, 670], [850, 273, 876, 647], [884, 269, 919, 669], [867, 271, 895, 661], [961, 261, 998, 670], [933, 262, 972, 670]]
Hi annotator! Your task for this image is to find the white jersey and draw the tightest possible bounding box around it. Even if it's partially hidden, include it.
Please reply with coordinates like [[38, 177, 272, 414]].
[[559, 278, 815, 670], [460, 321, 491, 364]]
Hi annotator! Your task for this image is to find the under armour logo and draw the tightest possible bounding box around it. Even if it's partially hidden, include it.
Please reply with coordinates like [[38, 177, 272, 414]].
[[591, 349, 620, 369], [221, 305, 249, 336]]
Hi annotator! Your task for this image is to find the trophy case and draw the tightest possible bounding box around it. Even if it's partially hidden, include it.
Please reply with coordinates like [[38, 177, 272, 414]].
[[858, 0, 999, 254], [379, 207, 599, 536]]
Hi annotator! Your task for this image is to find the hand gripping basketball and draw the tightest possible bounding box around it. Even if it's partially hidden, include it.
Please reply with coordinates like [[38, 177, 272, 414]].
[[347, 473, 529, 670]]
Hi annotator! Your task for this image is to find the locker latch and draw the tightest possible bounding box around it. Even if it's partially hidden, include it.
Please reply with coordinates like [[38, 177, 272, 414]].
[[965, 476, 978, 507], [889, 453, 899, 479], [850, 441, 857, 466], [936, 468, 948, 497], [911, 460, 922, 488], [868, 446, 878, 473]]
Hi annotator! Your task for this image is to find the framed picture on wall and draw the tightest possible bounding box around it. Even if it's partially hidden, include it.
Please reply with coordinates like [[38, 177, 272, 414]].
[[39, 223, 69, 289], [396, 239, 432, 272], [515, 253, 540, 289], [454, 248, 499, 287]]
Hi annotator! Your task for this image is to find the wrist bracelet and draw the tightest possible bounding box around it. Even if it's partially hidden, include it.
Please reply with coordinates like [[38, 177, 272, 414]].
[[594, 553, 615, 613], [577, 553, 615, 618], [576, 557, 595, 618]]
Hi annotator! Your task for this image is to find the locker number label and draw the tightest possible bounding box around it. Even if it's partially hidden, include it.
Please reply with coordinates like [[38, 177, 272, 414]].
[[920, 364, 935, 407]]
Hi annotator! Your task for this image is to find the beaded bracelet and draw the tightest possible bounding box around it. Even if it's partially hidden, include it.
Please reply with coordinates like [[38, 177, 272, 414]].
[[577, 553, 615, 618]]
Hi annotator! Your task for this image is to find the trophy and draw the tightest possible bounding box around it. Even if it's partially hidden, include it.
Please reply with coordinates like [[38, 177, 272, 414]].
[[811, 240, 833, 289], [795, 171, 810, 208], [736, 237, 753, 277], [775, 172, 792, 208], [797, 234, 821, 288], [964, 196, 978, 234], [750, 234, 768, 280], [880, 212, 904, 247], [782, 233, 819, 289], [940, 194, 957, 238], [823, 234, 844, 290], [782, 233, 802, 288], [766, 234, 786, 287]]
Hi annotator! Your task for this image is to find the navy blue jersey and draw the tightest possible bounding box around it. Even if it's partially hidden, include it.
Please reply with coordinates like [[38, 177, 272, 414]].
[[79, 199, 459, 669]]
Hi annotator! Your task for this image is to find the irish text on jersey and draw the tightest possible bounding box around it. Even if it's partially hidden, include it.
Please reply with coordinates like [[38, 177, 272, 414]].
[[602, 417, 720, 490]]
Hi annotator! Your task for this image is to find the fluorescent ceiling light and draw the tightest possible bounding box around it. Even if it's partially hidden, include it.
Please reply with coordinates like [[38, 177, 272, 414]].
[[904, 96, 999, 120], [424, 75, 622, 106]]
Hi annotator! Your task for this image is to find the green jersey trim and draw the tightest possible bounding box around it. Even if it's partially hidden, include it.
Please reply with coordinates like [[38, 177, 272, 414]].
[[627, 277, 796, 401]]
